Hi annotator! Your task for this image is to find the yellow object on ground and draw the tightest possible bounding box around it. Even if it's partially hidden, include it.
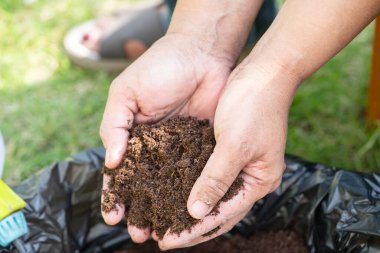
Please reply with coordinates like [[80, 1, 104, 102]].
[[0, 179, 26, 220]]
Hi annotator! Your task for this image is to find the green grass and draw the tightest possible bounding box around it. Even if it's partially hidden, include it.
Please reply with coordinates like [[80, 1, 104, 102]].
[[1, 1, 379, 185], [0, 0, 120, 183], [287, 25, 380, 172]]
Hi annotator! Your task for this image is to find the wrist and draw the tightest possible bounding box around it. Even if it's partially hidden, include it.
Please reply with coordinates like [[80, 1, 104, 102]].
[[157, 33, 234, 70], [166, 0, 262, 66], [166, 30, 239, 67], [228, 56, 300, 109]]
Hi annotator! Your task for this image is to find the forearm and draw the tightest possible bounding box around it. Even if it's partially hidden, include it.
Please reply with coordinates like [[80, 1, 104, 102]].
[[243, 0, 380, 87], [167, 0, 264, 65]]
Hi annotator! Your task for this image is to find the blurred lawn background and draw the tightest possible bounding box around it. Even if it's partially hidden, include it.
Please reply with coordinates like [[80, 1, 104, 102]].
[[1, 0, 379, 185]]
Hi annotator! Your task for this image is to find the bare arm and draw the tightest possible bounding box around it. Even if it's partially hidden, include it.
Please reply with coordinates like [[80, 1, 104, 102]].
[[167, 0, 264, 65], [159, 0, 380, 250], [244, 0, 380, 84], [102, 0, 266, 170], [100, 0, 266, 245]]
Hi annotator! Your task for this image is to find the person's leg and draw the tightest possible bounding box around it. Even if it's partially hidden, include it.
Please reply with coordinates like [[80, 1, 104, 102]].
[[121, 1, 175, 59], [74, 0, 275, 63], [81, 1, 172, 60], [255, 0, 277, 39], [246, 0, 277, 46], [164, 0, 176, 14], [165, 0, 276, 47], [117, 1, 176, 59]]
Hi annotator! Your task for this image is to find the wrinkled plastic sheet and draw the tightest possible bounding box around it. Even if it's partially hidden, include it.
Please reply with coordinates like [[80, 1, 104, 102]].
[[1, 148, 380, 253]]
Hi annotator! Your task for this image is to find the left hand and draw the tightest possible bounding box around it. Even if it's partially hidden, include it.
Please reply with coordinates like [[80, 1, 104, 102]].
[[158, 62, 298, 250], [100, 33, 234, 243]]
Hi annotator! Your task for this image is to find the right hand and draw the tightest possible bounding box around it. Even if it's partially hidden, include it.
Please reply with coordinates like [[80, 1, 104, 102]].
[[100, 33, 234, 242], [159, 58, 298, 249]]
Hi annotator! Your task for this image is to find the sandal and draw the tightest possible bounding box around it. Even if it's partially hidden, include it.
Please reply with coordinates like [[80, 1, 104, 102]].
[[64, 0, 168, 71]]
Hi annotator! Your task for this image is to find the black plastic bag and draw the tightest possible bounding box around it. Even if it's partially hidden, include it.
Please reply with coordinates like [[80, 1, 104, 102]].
[[2, 148, 380, 252]]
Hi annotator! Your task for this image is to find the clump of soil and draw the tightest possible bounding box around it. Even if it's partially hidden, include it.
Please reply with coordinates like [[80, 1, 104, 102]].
[[102, 117, 243, 239], [114, 230, 308, 253]]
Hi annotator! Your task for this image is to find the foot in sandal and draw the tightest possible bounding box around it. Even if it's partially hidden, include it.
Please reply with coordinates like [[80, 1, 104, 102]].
[[64, 1, 169, 71]]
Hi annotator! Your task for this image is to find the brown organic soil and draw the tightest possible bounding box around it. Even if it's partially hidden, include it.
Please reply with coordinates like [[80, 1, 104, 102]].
[[102, 117, 243, 239], [113, 230, 308, 253]]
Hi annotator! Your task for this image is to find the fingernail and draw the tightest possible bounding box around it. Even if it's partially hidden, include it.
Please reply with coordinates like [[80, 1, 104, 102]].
[[191, 200, 211, 219]]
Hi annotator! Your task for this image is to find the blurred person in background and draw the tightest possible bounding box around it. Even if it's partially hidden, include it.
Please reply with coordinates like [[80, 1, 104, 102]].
[[64, 0, 276, 70]]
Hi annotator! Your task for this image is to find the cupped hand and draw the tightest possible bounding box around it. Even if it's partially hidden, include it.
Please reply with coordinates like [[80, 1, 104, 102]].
[[99, 33, 233, 241], [158, 63, 299, 250]]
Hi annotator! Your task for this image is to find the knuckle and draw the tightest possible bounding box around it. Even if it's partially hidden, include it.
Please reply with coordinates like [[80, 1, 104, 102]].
[[270, 178, 282, 193], [267, 163, 285, 192], [264, 164, 284, 192], [268, 163, 285, 191], [251, 172, 274, 187], [217, 138, 253, 165], [199, 174, 230, 205], [248, 164, 284, 192], [235, 140, 252, 157]]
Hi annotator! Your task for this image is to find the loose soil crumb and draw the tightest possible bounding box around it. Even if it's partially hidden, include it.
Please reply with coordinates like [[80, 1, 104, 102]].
[[102, 117, 243, 239], [113, 230, 308, 253]]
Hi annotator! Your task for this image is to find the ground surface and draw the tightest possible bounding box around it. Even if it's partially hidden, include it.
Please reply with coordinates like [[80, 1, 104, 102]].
[[114, 230, 308, 253], [1, 0, 379, 184]]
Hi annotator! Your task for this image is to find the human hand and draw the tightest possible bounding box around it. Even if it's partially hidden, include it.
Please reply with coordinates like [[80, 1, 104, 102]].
[[100, 33, 234, 241], [158, 61, 299, 250]]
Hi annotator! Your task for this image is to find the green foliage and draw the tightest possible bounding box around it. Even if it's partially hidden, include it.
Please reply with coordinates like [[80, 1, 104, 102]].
[[0, 0, 115, 183], [287, 24, 380, 171]]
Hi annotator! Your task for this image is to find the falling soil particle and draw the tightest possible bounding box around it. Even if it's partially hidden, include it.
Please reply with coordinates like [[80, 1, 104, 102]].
[[102, 117, 243, 239]]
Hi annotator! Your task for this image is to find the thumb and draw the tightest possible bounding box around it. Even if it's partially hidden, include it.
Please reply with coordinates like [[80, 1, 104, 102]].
[[187, 144, 246, 219], [100, 82, 137, 168]]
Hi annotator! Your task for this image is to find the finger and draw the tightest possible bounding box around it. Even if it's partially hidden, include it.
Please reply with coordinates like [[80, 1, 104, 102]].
[[100, 81, 137, 168], [134, 102, 184, 125], [159, 213, 222, 250], [160, 185, 249, 250], [187, 144, 247, 219], [128, 224, 151, 243], [152, 231, 159, 242], [241, 162, 285, 201], [103, 128, 130, 169], [101, 174, 125, 225], [174, 212, 247, 249]]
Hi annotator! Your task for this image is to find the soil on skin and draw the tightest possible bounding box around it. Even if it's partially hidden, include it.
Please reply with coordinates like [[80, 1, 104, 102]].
[[102, 117, 243, 239], [113, 230, 308, 253]]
